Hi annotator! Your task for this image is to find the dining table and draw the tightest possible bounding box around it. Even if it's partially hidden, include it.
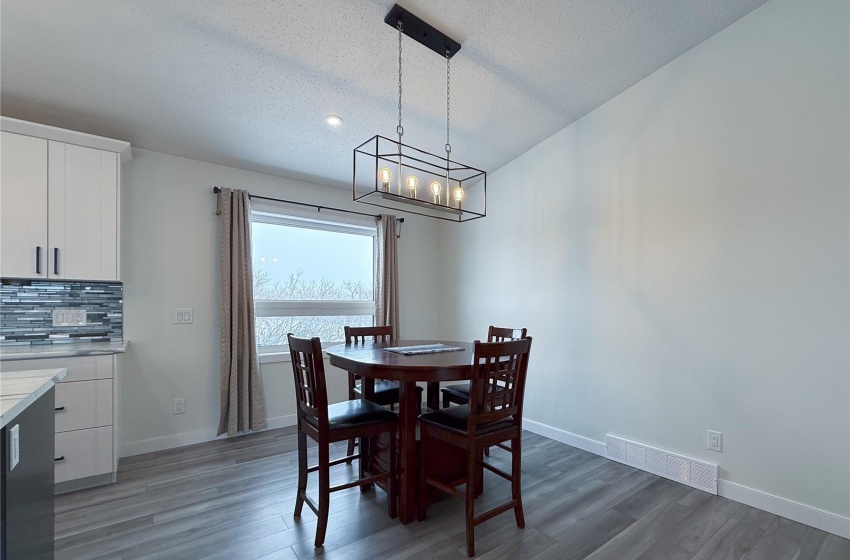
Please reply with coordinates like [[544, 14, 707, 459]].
[[325, 339, 475, 524]]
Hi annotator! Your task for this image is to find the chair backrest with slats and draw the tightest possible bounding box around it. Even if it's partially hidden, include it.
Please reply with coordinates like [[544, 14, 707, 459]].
[[468, 337, 533, 432], [487, 326, 528, 342], [288, 334, 329, 425], [345, 325, 393, 344]]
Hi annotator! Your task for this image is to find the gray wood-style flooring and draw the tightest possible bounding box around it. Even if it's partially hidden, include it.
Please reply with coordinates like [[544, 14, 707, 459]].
[[55, 427, 848, 560]]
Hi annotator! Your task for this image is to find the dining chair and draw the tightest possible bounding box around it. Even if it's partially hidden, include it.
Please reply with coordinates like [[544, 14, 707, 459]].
[[287, 334, 398, 548], [344, 325, 422, 462], [441, 326, 528, 408], [417, 336, 533, 557]]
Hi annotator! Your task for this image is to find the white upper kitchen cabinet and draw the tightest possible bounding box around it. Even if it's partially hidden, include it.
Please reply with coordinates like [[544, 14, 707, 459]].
[[0, 131, 48, 278], [48, 142, 119, 280], [0, 118, 131, 281]]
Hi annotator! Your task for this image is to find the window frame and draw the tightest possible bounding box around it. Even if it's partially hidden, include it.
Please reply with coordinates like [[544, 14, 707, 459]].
[[251, 209, 377, 359]]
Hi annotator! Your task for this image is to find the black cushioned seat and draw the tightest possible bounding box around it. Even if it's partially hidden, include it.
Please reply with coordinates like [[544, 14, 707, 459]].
[[440, 383, 470, 401], [354, 380, 423, 407], [442, 383, 507, 408], [418, 404, 514, 436], [304, 399, 398, 431]]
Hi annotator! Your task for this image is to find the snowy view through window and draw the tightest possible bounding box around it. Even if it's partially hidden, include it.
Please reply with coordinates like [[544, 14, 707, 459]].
[[252, 220, 375, 347]]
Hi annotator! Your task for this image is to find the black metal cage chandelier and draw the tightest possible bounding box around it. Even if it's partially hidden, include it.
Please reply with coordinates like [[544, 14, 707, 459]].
[[353, 5, 486, 222]]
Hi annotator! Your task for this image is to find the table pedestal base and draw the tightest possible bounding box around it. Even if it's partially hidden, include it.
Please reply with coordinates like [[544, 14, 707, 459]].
[[363, 431, 466, 524]]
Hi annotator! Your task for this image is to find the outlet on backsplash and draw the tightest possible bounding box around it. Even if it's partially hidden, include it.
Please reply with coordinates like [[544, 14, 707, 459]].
[[52, 308, 87, 327]]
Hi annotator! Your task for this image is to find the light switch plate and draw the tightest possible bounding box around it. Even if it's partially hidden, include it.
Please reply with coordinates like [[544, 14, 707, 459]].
[[52, 308, 87, 327], [174, 309, 193, 324], [10, 424, 20, 470]]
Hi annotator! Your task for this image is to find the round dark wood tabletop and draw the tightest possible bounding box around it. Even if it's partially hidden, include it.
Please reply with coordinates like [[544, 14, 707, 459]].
[[325, 339, 474, 382]]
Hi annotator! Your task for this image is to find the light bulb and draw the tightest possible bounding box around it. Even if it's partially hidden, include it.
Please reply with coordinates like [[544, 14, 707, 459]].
[[406, 175, 418, 198], [379, 167, 392, 192], [430, 181, 442, 204], [453, 186, 464, 209]]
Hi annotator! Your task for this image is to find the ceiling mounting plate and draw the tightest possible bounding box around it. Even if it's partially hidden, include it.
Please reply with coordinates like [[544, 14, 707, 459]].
[[384, 4, 461, 59]]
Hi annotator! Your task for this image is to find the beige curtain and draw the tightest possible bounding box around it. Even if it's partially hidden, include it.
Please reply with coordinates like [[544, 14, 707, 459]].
[[375, 214, 400, 339], [217, 188, 267, 437]]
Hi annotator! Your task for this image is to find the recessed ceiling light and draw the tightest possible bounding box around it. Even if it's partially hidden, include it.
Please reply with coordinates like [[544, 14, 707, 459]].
[[325, 114, 342, 126]]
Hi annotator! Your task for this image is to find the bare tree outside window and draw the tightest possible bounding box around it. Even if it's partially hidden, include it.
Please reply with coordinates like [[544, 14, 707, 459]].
[[253, 268, 373, 346]]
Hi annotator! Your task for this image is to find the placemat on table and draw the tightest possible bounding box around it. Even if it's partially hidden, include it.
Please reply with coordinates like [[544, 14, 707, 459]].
[[384, 343, 466, 355]]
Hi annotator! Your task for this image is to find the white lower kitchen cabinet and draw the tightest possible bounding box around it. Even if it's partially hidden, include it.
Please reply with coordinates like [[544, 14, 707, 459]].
[[1, 353, 121, 492], [54, 426, 113, 484]]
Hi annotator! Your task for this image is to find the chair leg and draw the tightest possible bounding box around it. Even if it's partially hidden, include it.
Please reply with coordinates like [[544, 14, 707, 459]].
[[484, 446, 490, 457], [346, 374, 357, 464], [346, 437, 356, 464], [465, 446, 477, 557], [359, 434, 372, 493], [511, 435, 525, 529], [475, 449, 485, 497], [294, 428, 307, 517], [442, 393, 450, 408], [315, 443, 331, 548], [417, 427, 428, 522], [388, 425, 398, 519]]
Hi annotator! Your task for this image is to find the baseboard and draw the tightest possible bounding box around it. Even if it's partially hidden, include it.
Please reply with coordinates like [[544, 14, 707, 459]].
[[523, 418, 607, 456], [522, 418, 850, 539], [55, 472, 114, 495], [120, 414, 297, 457], [718, 480, 850, 539]]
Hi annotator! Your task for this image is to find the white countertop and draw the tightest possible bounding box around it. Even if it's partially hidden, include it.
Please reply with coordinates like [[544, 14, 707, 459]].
[[0, 368, 67, 429], [0, 341, 128, 362]]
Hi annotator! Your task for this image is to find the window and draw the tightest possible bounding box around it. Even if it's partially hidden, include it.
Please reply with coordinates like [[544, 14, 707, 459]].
[[252, 211, 376, 352]]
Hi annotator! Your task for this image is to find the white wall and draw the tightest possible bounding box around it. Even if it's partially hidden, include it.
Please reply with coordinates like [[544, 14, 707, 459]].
[[437, 0, 849, 528], [120, 149, 439, 453]]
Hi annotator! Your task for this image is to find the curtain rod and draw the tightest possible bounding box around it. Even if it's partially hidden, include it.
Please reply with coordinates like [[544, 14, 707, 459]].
[[212, 186, 403, 225]]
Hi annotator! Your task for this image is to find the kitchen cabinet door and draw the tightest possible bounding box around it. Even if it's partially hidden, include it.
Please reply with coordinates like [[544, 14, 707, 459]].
[[0, 131, 48, 278], [54, 426, 112, 483], [48, 142, 119, 281]]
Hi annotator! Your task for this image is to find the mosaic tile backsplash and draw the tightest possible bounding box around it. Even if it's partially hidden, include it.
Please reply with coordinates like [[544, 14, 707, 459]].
[[1, 279, 123, 345]]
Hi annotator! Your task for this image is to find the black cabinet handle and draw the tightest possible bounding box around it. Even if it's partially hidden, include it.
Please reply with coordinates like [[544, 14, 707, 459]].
[[54, 456, 65, 462], [54, 248, 59, 275], [36, 246, 42, 274], [54, 406, 65, 411]]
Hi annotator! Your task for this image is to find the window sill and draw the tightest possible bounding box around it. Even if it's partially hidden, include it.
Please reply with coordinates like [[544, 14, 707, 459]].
[[258, 352, 291, 364], [258, 347, 335, 364]]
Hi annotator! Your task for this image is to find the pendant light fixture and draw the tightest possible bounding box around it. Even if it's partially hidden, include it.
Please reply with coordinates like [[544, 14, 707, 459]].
[[353, 4, 486, 222]]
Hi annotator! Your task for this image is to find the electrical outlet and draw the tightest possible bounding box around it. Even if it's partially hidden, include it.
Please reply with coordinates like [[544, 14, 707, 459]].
[[173, 398, 186, 415], [173, 309, 193, 324], [708, 430, 722, 452], [53, 308, 87, 326]]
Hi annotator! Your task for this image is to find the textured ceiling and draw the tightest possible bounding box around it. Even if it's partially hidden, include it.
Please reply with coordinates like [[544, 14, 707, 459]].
[[1, 0, 768, 188]]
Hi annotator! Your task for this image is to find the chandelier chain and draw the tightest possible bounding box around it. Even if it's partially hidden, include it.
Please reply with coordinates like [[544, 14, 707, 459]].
[[445, 49, 451, 155], [397, 21, 403, 140]]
